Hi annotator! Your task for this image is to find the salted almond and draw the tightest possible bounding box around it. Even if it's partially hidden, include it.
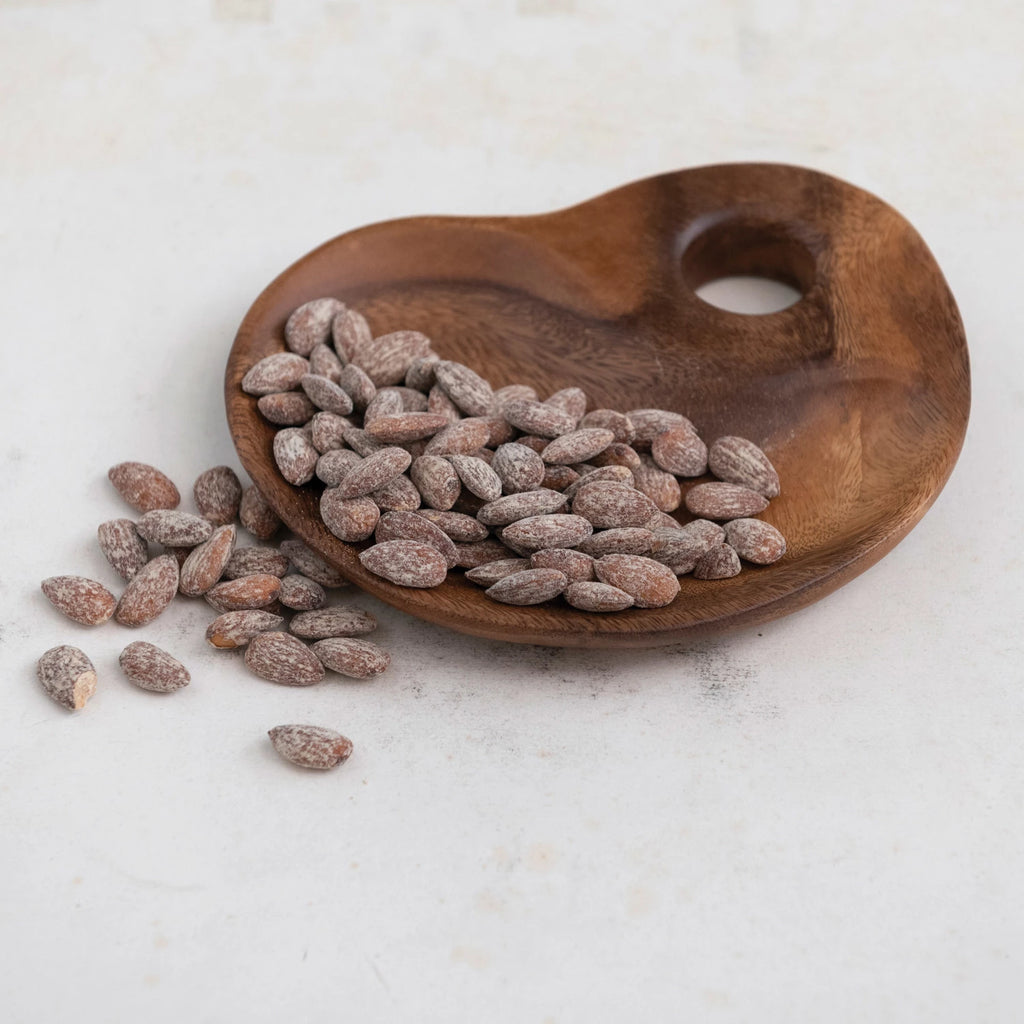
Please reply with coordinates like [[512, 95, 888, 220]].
[[285, 297, 345, 356], [108, 461, 180, 513], [375, 510, 458, 568], [594, 554, 680, 608], [179, 525, 237, 596], [410, 455, 461, 511], [723, 518, 787, 564], [312, 637, 391, 678], [353, 330, 432, 387], [137, 509, 214, 547], [465, 558, 533, 586], [338, 363, 377, 411], [223, 546, 290, 579], [502, 399, 577, 438], [240, 352, 309, 395], [541, 428, 614, 466], [651, 427, 708, 477], [485, 568, 568, 605], [708, 436, 781, 498], [500, 513, 593, 553], [477, 489, 568, 526], [571, 481, 658, 529], [576, 528, 653, 557], [320, 490, 380, 542], [41, 575, 116, 626], [118, 641, 190, 693], [452, 538, 517, 568], [360, 540, 448, 588], [97, 519, 150, 582], [115, 555, 179, 627], [415, 509, 489, 543], [336, 447, 411, 499], [692, 543, 742, 580], [564, 581, 635, 612], [433, 360, 494, 417], [579, 409, 636, 444], [279, 539, 349, 588], [278, 574, 328, 611], [684, 482, 769, 520], [300, 373, 355, 415], [529, 547, 596, 583], [543, 387, 588, 423], [205, 573, 282, 612], [632, 455, 682, 513], [491, 442, 545, 494], [206, 609, 284, 649], [239, 485, 281, 540], [268, 724, 353, 769], [193, 466, 243, 525], [37, 645, 97, 710], [273, 427, 318, 486], [370, 473, 422, 512], [332, 307, 372, 361], [446, 454, 502, 502], [245, 632, 324, 686], [289, 606, 378, 639], [257, 391, 317, 425]]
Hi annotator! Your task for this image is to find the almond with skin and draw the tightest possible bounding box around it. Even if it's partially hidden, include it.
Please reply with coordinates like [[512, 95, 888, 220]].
[[239, 485, 281, 540], [423, 418, 492, 456], [115, 555, 179, 626], [477, 489, 568, 526], [179, 524, 236, 596], [118, 641, 190, 693], [312, 637, 391, 678], [299, 373, 355, 415], [273, 427, 319, 486], [446, 454, 502, 502], [289, 606, 378, 639], [651, 427, 709, 477], [370, 473, 422, 512], [684, 482, 769, 520], [571, 481, 658, 529], [465, 558, 533, 586], [352, 330, 432, 387], [97, 518, 149, 582], [336, 447, 411, 499], [500, 513, 593, 553], [502, 399, 577, 438], [529, 548, 596, 583], [241, 352, 310, 395], [37, 645, 97, 710], [278, 574, 328, 611], [365, 412, 450, 443], [649, 519, 724, 574], [594, 554, 680, 608], [360, 540, 448, 588], [375, 510, 459, 568], [337, 363, 377, 411], [245, 632, 325, 686], [410, 455, 461, 510], [223, 546, 290, 580], [137, 509, 214, 547], [108, 462, 180, 513], [362, 388, 404, 425], [576, 528, 654, 557], [453, 538, 516, 568], [491, 442, 546, 494], [257, 391, 317, 426], [405, 354, 440, 391], [285, 297, 345, 356], [320, 490, 380, 542], [332, 307, 372, 361], [627, 409, 695, 449], [268, 724, 353, 769], [692, 543, 742, 580], [579, 409, 636, 444], [315, 448, 363, 486], [723, 518, 787, 564], [415, 509, 489, 543], [279, 539, 349, 588], [485, 568, 568, 605], [310, 411, 352, 453], [433, 360, 494, 417], [541, 428, 614, 466], [707, 436, 780, 498], [205, 573, 282, 612], [193, 466, 243, 525], [309, 342, 343, 383], [40, 575, 117, 626], [589, 442, 642, 471], [564, 581, 635, 612], [206, 609, 284, 649], [543, 387, 588, 423]]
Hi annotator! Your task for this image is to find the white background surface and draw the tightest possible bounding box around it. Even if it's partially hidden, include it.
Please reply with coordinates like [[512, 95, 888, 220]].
[[2, 1, 1022, 1021]]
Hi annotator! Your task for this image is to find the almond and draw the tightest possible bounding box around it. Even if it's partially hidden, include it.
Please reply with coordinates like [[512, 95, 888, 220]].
[[489, 384, 538, 413], [564, 581, 635, 612], [571, 481, 658, 529], [337, 363, 377, 411], [649, 519, 724, 574], [410, 455, 461, 511], [464, 558, 533, 586], [285, 297, 345, 356], [359, 540, 448, 588], [193, 466, 243, 525], [332, 307, 372, 361], [97, 519, 149, 582], [257, 391, 317, 425], [118, 641, 190, 693], [365, 412, 449, 443], [205, 573, 282, 612], [529, 547, 596, 583], [500, 513, 593, 552], [427, 383, 462, 423], [299, 373, 355, 415], [223, 546, 290, 579], [485, 568, 568, 605], [245, 632, 325, 686], [433, 360, 494, 417], [37, 645, 97, 710], [405, 354, 440, 391], [543, 387, 588, 423], [240, 352, 310, 396], [579, 409, 636, 444], [310, 411, 353, 453], [273, 427, 319, 486], [336, 446, 412, 498], [363, 387, 405, 425], [707, 436, 780, 498], [651, 427, 708, 477], [309, 342, 343, 383], [279, 539, 349, 588], [316, 448, 363, 486], [541, 428, 615, 466], [576, 528, 653, 557], [268, 724, 353, 769], [502, 399, 577, 438], [589, 442, 642, 471], [320, 490, 380, 542], [370, 473, 422, 512], [491, 442, 546, 494], [446, 454, 502, 502], [723, 518, 787, 564], [278, 574, 328, 611], [289, 606, 378, 639], [312, 637, 391, 678], [423, 417, 492, 456], [477, 489, 568, 526], [415, 509, 490, 543], [632, 455, 682, 513], [453, 538, 516, 568], [342, 426, 387, 456], [136, 509, 214, 547], [108, 462, 180, 513], [179, 524, 236, 596], [594, 554, 680, 608], [353, 330, 432, 386], [40, 575, 117, 626], [684, 482, 769, 520], [206, 609, 284, 649], [692, 543, 742, 580], [375, 510, 459, 568], [115, 555, 179, 626], [627, 409, 695, 449], [239, 485, 281, 540]]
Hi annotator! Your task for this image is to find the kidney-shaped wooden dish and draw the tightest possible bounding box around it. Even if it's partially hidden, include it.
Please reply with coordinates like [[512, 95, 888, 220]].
[[226, 163, 970, 648]]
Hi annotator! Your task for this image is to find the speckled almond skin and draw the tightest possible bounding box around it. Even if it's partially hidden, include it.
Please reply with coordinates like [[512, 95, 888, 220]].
[[477, 489, 568, 526], [205, 609, 284, 649], [632, 455, 682, 513], [115, 555, 179, 627], [410, 455, 461, 510], [206, 573, 282, 612], [541, 428, 614, 465], [278, 574, 328, 611], [490, 442, 545, 494], [589, 442, 642, 471], [684, 482, 769, 520], [453, 538, 517, 568], [543, 387, 588, 423], [362, 387, 404, 425], [485, 568, 568, 605], [707, 436, 781, 498], [370, 473, 422, 512], [693, 543, 743, 580], [465, 558, 533, 586], [365, 412, 449, 443], [37, 645, 97, 710], [651, 427, 709, 477], [502, 399, 577, 438], [257, 391, 317, 426], [97, 519, 149, 582], [594, 554, 680, 608], [427, 384, 461, 423], [136, 509, 214, 547], [446, 454, 502, 501], [308, 342, 343, 383], [240, 352, 310, 396], [312, 637, 391, 678], [310, 412, 354, 454], [239, 485, 281, 540], [279, 539, 349, 588], [299, 373, 355, 415], [193, 466, 243, 525], [500, 513, 593, 552], [285, 297, 345, 356], [405, 354, 440, 392], [375, 511, 459, 568], [353, 329, 433, 386], [563, 465, 634, 498], [627, 409, 695, 449], [289, 606, 378, 639], [649, 520, 725, 574], [40, 575, 117, 626], [564, 581, 635, 612], [179, 524, 236, 596], [529, 547, 596, 583], [108, 462, 180, 513], [576, 528, 654, 557], [223, 546, 290, 580], [337, 363, 377, 411], [571, 481, 658, 529], [332, 307, 372, 361], [268, 724, 353, 769], [360, 540, 449, 588], [118, 641, 190, 693], [723, 518, 787, 564], [335, 446, 411, 499], [422, 418, 492, 456], [273, 428, 318, 486], [320, 490, 380, 542], [245, 633, 325, 686], [433, 360, 494, 417], [579, 408, 636, 444], [489, 384, 538, 413], [415, 509, 489, 543]]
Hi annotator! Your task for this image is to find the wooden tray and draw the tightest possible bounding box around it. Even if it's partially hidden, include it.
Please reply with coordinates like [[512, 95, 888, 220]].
[[226, 163, 970, 648]]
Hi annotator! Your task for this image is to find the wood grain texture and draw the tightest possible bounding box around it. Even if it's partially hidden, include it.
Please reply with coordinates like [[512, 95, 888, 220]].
[[225, 163, 970, 648]]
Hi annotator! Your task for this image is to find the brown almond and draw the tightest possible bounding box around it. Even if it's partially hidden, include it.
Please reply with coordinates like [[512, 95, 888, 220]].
[[342, 426, 387, 456], [279, 539, 349, 588], [543, 387, 588, 423], [485, 568, 568, 605], [649, 519, 725, 574], [489, 384, 538, 413], [500, 513, 593, 553], [193, 466, 243, 525], [310, 411, 353, 453], [410, 455, 461, 510], [541, 465, 580, 491], [268, 724, 352, 769], [643, 509, 685, 532], [363, 387, 405, 425], [206, 609, 284, 649], [651, 427, 709, 477], [337, 363, 377, 411], [571, 481, 658, 529], [206, 573, 282, 612], [579, 409, 636, 444], [562, 464, 634, 499], [366, 412, 449, 443], [433, 360, 494, 416], [576, 528, 653, 557], [37, 645, 97, 710], [336, 446, 412, 499], [352, 330, 432, 386], [245, 632, 325, 686], [427, 383, 462, 423], [415, 509, 490, 543], [452, 538, 516, 568], [315, 448, 363, 486], [684, 482, 769, 520], [320, 490, 380, 542], [224, 546, 290, 579], [405, 354, 440, 391], [285, 297, 345, 356], [594, 553, 680, 608], [589, 442, 642, 471], [465, 558, 533, 586], [136, 509, 214, 547], [179, 524, 236, 596], [708, 436, 781, 498], [502, 399, 577, 438], [476, 489, 568, 526], [515, 435, 550, 454], [529, 547, 596, 583], [240, 352, 310, 396], [491, 442, 545, 494], [312, 637, 391, 678], [239, 485, 281, 540], [723, 518, 787, 564], [692, 543, 742, 580], [541, 428, 615, 466], [332, 307, 372, 361], [632, 455, 682, 513], [40, 575, 116, 626], [115, 554, 180, 626], [118, 641, 190, 693], [627, 409, 695, 449], [359, 540, 448, 588], [300, 373, 355, 415], [371, 473, 422, 512], [564, 580, 635, 612], [375, 510, 458, 568], [446, 454, 502, 502], [97, 518, 149, 582], [422, 418, 491, 456], [108, 462, 180, 513], [289, 606, 378, 639], [273, 427, 318, 485], [278, 574, 328, 611], [257, 390, 317, 426], [309, 342, 343, 383]]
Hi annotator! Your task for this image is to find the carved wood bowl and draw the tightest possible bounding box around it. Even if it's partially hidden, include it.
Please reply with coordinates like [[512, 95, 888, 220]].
[[226, 163, 970, 648]]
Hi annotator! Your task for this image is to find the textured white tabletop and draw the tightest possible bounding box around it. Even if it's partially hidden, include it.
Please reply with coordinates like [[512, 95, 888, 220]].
[[2, 2, 1021, 1021]]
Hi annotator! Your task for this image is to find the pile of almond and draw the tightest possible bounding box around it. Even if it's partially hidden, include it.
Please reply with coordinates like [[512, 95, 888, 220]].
[[245, 297, 786, 612]]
